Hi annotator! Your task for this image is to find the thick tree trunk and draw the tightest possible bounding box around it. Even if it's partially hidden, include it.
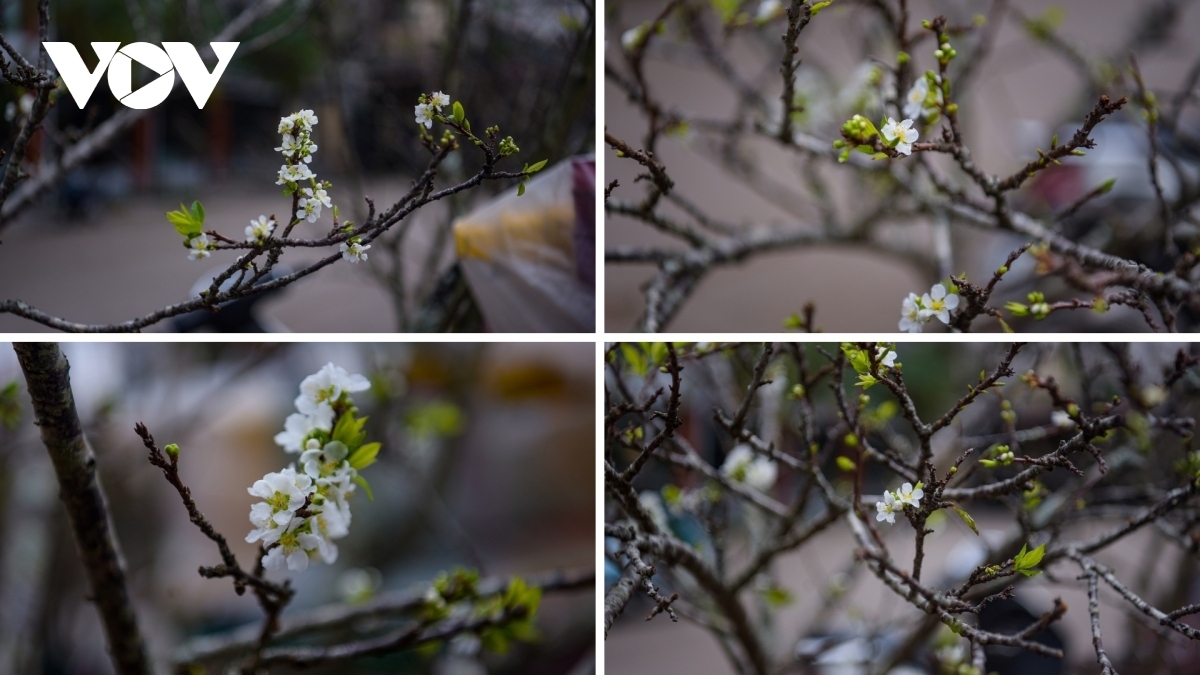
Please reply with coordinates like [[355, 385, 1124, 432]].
[[13, 343, 152, 675]]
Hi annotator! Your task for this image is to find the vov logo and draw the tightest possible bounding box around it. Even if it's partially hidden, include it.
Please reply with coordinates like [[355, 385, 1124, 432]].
[[43, 42, 239, 110]]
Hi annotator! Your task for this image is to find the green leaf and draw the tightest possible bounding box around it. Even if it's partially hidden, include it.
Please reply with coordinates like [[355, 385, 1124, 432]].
[[525, 159, 548, 174], [166, 204, 202, 238], [952, 506, 979, 535], [452, 100, 465, 124], [348, 441, 381, 470], [332, 411, 369, 450], [517, 181, 526, 196], [1017, 542, 1045, 570], [190, 200, 205, 226], [353, 474, 374, 501], [620, 343, 649, 376], [810, 0, 834, 16]]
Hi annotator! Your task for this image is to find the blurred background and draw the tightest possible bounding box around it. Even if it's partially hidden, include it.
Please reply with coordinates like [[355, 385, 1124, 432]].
[[607, 342, 1200, 674], [0, 0, 595, 332], [0, 341, 595, 673], [606, 0, 1200, 331]]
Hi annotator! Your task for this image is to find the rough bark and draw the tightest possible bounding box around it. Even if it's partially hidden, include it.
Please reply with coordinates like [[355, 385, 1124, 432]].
[[13, 343, 152, 675]]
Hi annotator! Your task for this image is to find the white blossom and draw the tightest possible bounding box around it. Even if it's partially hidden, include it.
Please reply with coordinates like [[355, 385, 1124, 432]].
[[720, 444, 778, 492], [274, 408, 335, 453], [903, 76, 942, 120], [246, 467, 312, 531], [899, 293, 923, 333], [880, 116, 918, 155], [246, 215, 276, 243], [920, 283, 959, 324], [293, 109, 318, 130], [187, 234, 213, 261], [300, 439, 350, 482], [895, 482, 923, 508], [295, 363, 371, 418], [275, 133, 299, 157], [430, 91, 451, 109], [876, 491, 898, 524], [414, 102, 436, 129], [876, 346, 897, 368], [297, 196, 323, 223], [278, 115, 296, 135], [277, 162, 314, 185], [304, 186, 332, 209], [340, 240, 370, 263], [261, 519, 324, 572]]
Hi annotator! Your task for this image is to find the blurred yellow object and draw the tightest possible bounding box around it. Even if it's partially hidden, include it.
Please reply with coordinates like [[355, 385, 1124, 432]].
[[454, 204, 575, 264]]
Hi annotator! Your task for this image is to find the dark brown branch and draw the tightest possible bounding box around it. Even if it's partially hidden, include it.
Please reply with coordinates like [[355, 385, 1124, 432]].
[[13, 343, 151, 675]]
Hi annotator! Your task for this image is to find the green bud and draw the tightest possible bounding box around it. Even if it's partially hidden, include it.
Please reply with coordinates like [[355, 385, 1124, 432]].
[[996, 265, 1008, 275], [165, 443, 180, 458], [1005, 301, 1029, 317], [897, 51, 910, 65]]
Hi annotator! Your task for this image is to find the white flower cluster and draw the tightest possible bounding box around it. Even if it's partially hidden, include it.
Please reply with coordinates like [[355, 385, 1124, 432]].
[[720, 444, 778, 493], [273, 109, 338, 228], [899, 283, 961, 333], [414, 91, 451, 129], [247, 364, 371, 572], [875, 482, 923, 525]]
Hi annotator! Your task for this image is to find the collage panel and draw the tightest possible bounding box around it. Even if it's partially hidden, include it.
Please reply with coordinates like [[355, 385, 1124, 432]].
[[0, 341, 594, 673], [604, 341, 1200, 674], [605, 1, 1200, 333], [0, 0, 596, 333]]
